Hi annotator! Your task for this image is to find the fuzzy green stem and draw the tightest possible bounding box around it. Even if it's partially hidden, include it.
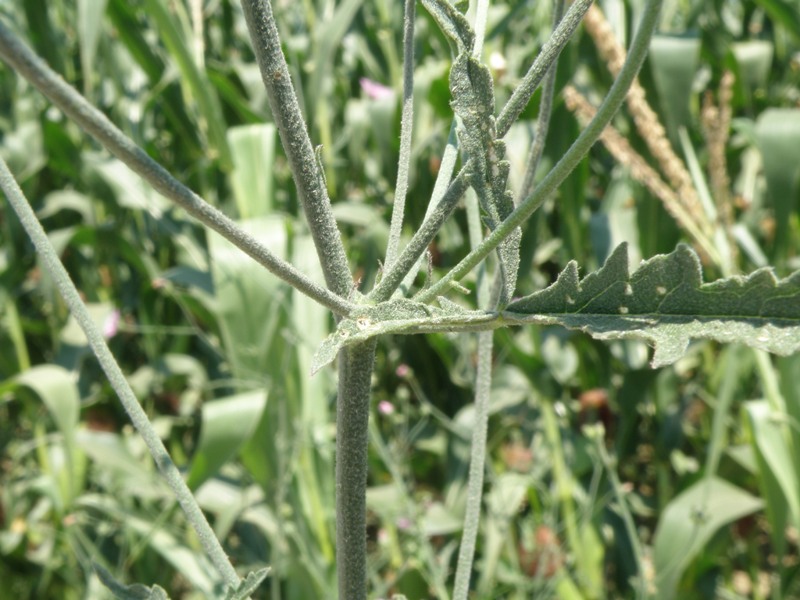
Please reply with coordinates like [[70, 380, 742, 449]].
[[416, 0, 664, 303], [495, 0, 593, 138], [384, 0, 417, 269], [452, 329, 494, 599], [517, 0, 566, 202], [241, 0, 353, 298], [594, 433, 649, 599], [371, 0, 590, 303], [0, 20, 355, 317], [336, 340, 378, 600], [0, 157, 241, 590]]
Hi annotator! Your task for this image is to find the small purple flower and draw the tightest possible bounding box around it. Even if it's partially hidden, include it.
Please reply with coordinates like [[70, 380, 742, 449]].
[[378, 400, 395, 416], [395, 516, 412, 531], [103, 309, 121, 339], [395, 364, 410, 379], [359, 78, 394, 101]]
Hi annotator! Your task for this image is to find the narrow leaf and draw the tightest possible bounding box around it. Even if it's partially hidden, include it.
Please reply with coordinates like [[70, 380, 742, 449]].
[[449, 53, 520, 304], [505, 243, 800, 367], [420, 0, 475, 55]]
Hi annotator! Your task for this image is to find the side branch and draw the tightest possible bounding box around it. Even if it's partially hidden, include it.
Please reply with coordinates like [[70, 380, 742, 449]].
[[241, 0, 353, 298], [416, 0, 664, 302], [0, 21, 355, 317]]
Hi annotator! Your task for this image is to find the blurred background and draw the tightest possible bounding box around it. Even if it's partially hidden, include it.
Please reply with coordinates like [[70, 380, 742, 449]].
[[0, 0, 799, 598]]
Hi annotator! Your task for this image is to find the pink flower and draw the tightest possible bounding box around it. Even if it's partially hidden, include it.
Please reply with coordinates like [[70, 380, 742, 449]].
[[359, 78, 394, 101], [378, 400, 395, 416], [395, 364, 410, 378], [103, 309, 121, 339]]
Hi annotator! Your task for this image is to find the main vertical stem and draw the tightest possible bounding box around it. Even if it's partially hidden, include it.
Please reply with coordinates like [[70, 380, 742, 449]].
[[336, 340, 378, 600]]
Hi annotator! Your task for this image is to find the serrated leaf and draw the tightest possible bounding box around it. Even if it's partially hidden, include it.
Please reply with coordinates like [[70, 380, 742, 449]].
[[420, 0, 475, 55], [505, 243, 800, 367], [224, 567, 271, 600], [449, 53, 521, 304]]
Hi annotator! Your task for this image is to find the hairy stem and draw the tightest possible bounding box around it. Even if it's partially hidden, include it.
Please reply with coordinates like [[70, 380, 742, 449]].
[[336, 340, 378, 600], [416, 0, 664, 303], [384, 0, 417, 269], [452, 329, 493, 599], [241, 0, 353, 298], [0, 158, 242, 590], [518, 0, 566, 202], [0, 21, 355, 317], [371, 0, 590, 303], [495, 0, 593, 137]]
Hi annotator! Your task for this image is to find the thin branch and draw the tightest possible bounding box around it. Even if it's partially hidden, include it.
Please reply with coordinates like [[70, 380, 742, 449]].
[[416, 0, 664, 303], [0, 157, 241, 590], [517, 0, 566, 202], [394, 122, 461, 297], [370, 171, 470, 301], [384, 0, 417, 269], [371, 0, 591, 303], [0, 20, 355, 317], [336, 339, 378, 600], [452, 329, 494, 600], [495, 0, 594, 138], [241, 0, 353, 298]]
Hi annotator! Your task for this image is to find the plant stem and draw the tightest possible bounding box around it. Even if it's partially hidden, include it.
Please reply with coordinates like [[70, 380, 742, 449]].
[[241, 0, 353, 298], [594, 434, 649, 599], [370, 172, 470, 301], [517, 0, 566, 202], [336, 340, 378, 600], [384, 0, 417, 269], [416, 0, 664, 303], [0, 20, 355, 317], [452, 331, 493, 600], [395, 122, 460, 296], [495, 0, 593, 138], [0, 157, 242, 590], [371, 0, 591, 303], [453, 167, 496, 598]]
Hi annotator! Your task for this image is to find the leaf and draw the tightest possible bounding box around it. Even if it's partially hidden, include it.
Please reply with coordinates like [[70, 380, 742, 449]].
[[755, 108, 800, 257], [186, 390, 268, 490], [94, 563, 171, 600], [449, 54, 520, 304], [313, 244, 800, 373], [227, 124, 276, 219], [505, 243, 800, 367], [648, 34, 700, 140], [420, 0, 475, 55], [14, 364, 80, 441], [224, 567, 271, 600], [652, 476, 764, 599], [311, 298, 490, 374]]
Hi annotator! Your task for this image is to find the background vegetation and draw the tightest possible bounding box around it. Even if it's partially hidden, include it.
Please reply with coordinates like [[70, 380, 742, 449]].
[[1, 0, 799, 598]]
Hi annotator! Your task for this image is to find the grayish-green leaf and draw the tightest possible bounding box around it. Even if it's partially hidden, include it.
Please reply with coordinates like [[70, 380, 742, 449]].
[[505, 243, 800, 367], [224, 567, 271, 600], [449, 53, 520, 304], [311, 298, 490, 373], [420, 0, 475, 55]]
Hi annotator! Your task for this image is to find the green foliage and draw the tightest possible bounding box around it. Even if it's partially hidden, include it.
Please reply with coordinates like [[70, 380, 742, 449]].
[[1, 0, 800, 599]]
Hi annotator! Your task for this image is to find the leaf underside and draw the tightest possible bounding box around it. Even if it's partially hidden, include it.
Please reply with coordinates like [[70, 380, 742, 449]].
[[505, 242, 800, 367], [313, 243, 800, 373]]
